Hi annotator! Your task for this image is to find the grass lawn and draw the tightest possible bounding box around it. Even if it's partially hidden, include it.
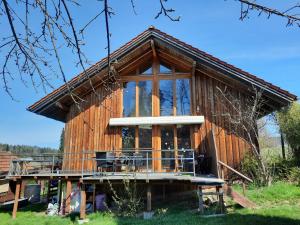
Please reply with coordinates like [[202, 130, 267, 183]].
[[1, 182, 300, 225]]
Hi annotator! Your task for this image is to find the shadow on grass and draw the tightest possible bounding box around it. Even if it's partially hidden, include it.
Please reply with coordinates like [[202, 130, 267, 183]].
[[109, 213, 300, 225]]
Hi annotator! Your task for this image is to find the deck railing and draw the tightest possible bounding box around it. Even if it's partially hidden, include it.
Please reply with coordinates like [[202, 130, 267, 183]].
[[6, 149, 196, 177]]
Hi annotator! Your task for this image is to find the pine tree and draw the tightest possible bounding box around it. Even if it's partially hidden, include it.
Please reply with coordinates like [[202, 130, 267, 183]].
[[59, 128, 65, 153]]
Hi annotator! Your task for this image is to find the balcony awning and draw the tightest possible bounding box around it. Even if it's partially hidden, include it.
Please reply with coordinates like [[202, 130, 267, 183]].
[[109, 116, 204, 126]]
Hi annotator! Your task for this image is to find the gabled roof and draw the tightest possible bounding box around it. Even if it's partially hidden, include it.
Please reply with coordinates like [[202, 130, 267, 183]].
[[28, 26, 297, 122]]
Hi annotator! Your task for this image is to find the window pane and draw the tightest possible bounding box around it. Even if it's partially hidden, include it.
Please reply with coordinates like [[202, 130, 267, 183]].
[[161, 126, 174, 150], [159, 80, 174, 116], [123, 82, 136, 117], [140, 64, 152, 75], [161, 126, 175, 170], [159, 64, 172, 74], [139, 81, 152, 117], [139, 125, 152, 149], [176, 79, 191, 115], [177, 125, 191, 150], [122, 127, 135, 149]]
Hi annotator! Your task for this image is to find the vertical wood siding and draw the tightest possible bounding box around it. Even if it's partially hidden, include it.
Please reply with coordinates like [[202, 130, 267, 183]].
[[63, 69, 252, 172]]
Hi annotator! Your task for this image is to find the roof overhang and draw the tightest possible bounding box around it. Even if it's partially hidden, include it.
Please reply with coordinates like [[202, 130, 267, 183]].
[[27, 27, 297, 122]]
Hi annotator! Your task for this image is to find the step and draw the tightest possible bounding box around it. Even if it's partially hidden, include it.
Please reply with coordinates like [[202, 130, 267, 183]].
[[224, 184, 256, 208]]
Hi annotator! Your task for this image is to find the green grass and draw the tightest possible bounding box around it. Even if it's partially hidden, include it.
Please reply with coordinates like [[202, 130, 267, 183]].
[[1, 182, 300, 225]]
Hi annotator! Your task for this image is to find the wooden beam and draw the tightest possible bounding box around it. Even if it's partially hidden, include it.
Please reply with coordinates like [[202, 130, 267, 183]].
[[191, 61, 197, 115], [55, 102, 69, 112], [151, 40, 157, 58], [65, 180, 72, 214], [80, 184, 86, 219], [197, 185, 204, 214], [147, 183, 152, 211], [12, 180, 21, 219]]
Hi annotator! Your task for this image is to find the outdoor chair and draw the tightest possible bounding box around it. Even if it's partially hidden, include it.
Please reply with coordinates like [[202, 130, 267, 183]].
[[133, 153, 143, 172], [96, 152, 114, 173]]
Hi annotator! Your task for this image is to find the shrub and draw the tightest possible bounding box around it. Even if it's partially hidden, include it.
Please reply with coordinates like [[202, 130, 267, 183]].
[[107, 179, 143, 217], [239, 152, 268, 186], [288, 167, 300, 186]]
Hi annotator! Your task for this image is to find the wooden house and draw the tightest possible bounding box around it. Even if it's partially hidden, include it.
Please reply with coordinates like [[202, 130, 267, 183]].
[[10, 27, 297, 218]]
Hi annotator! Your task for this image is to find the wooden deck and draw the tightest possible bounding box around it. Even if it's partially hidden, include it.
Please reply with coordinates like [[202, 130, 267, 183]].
[[7, 172, 224, 186], [82, 173, 224, 186]]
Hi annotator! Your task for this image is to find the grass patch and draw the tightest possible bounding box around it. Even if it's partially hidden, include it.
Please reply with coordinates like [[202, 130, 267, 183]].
[[1, 182, 300, 225]]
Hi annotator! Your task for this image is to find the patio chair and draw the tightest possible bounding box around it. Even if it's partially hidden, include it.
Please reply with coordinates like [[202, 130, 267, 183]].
[[96, 152, 114, 173], [133, 153, 143, 172]]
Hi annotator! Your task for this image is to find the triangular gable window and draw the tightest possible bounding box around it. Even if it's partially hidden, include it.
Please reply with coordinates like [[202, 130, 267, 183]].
[[140, 65, 153, 75], [159, 63, 172, 74]]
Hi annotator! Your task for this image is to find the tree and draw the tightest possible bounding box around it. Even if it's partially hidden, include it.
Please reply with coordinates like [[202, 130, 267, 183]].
[[215, 86, 272, 186], [0, 0, 299, 105], [277, 102, 300, 160], [59, 128, 65, 153]]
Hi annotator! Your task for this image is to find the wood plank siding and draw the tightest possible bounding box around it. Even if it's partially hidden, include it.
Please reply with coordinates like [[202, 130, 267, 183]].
[[63, 59, 251, 173]]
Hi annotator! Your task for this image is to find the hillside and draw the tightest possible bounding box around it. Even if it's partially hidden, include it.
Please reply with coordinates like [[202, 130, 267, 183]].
[[0, 143, 57, 156]]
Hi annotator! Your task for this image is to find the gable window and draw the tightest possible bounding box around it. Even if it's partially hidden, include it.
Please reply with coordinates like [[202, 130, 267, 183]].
[[159, 63, 172, 74], [123, 81, 136, 117], [159, 80, 174, 116], [140, 64, 153, 75], [176, 79, 191, 115], [122, 61, 191, 118], [139, 81, 152, 117]]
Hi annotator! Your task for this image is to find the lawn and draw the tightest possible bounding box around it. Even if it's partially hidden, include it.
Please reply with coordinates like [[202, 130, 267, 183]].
[[1, 182, 300, 225]]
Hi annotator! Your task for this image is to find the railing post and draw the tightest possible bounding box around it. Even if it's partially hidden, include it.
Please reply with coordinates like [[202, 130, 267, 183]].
[[192, 150, 196, 176], [81, 151, 85, 178], [51, 155, 54, 174], [146, 152, 149, 173]]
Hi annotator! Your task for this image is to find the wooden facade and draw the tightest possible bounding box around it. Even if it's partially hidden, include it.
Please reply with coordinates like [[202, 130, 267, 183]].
[[28, 27, 296, 175]]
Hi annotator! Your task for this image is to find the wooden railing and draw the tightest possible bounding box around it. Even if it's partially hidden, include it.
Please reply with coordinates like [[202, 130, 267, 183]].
[[218, 160, 253, 196]]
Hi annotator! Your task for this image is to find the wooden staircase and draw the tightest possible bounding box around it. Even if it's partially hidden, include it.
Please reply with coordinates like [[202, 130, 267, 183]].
[[223, 184, 256, 208]]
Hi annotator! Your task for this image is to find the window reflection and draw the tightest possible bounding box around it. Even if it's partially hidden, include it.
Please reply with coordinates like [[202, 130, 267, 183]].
[[140, 64, 152, 75], [139, 81, 152, 117], [177, 125, 191, 149], [161, 126, 175, 170], [176, 79, 191, 115], [123, 82, 136, 117], [159, 80, 174, 116], [122, 127, 135, 149], [139, 125, 152, 149], [159, 63, 172, 74]]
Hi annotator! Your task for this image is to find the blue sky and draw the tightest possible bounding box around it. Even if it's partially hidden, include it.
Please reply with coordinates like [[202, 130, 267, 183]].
[[0, 0, 299, 148]]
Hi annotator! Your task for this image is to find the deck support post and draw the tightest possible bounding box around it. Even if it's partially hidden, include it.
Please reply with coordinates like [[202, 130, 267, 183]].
[[197, 185, 204, 214], [58, 179, 63, 214], [80, 184, 86, 220], [217, 186, 224, 214], [65, 180, 72, 214], [146, 183, 152, 212], [12, 180, 21, 219], [47, 179, 51, 203]]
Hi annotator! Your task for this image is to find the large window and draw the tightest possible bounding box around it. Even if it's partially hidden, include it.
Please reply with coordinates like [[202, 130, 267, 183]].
[[122, 127, 135, 149], [176, 79, 191, 115], [159, 80, 173, 116], [139, 125, 152, 149], [139, 81, 152, 117], [122, 62, 191, 118], [123, 81, 136, 117]]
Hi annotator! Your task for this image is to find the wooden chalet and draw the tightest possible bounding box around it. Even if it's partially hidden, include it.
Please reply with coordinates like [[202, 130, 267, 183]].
[[8, 26, 296, 219]]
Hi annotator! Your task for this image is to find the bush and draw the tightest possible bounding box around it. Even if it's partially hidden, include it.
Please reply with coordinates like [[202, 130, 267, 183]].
[[240, 152, 298, 186], [288, 167, 300, 186], [239, 152, 267, 186]]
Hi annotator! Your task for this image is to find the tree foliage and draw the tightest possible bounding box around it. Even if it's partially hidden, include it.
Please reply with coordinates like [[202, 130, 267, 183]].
[[59, 128, 65, 153], [277, 102, 300, 159]]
